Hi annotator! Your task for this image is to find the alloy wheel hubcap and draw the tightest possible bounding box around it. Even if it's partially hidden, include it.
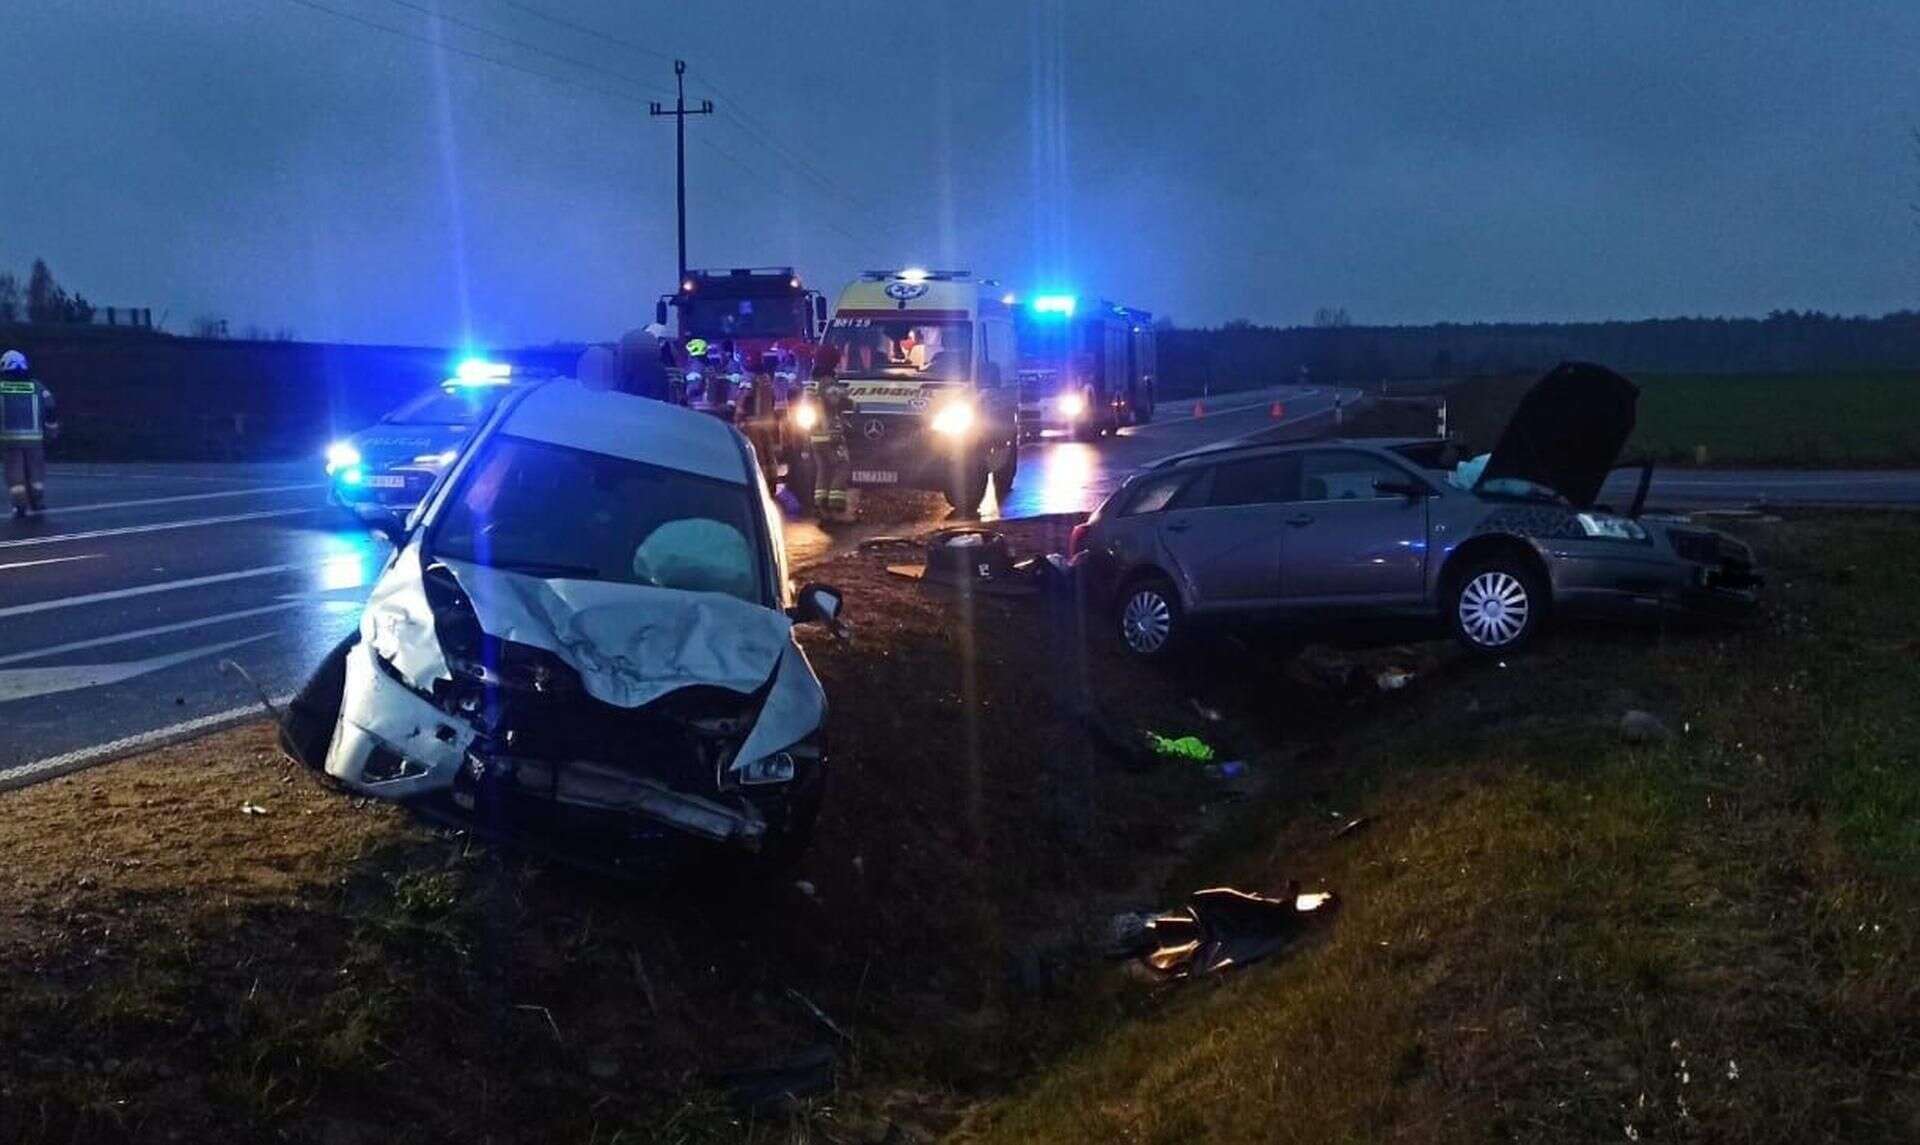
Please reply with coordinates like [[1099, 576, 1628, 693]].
[[1122, 590, 1172, 653], [1458, 571, 1530, 647]]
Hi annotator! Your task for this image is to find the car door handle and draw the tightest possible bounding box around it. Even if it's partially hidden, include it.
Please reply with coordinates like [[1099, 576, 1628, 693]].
[[1286, 514, 1315, 527], [1165, 520, 1191, 533]]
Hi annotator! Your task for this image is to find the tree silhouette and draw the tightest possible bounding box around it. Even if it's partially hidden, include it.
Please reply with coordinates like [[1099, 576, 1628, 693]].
[[25, 259, 67, 324]]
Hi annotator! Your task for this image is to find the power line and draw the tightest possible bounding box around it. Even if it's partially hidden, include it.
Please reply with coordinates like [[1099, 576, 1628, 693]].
[[476, 0, 878, 217], [370, 0, 669, 98], [273, 0, 651, 108], [272, 0, 872, 250]]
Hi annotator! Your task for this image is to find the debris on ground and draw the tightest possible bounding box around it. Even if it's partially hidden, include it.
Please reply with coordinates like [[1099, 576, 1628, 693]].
[[1332, 816, 1371, 840], [1118, 886, 1338, 980], [1189, 698, 1225, 723], [884, 527, 1042, 596], [1375, 668, 1416, 691], [1620, 709, 1672, 743], [1145, 732, 1216, 764], [704, 1043, 837, 1114], [1204, 760, 1246, 781], [239, 802, 270, 816]]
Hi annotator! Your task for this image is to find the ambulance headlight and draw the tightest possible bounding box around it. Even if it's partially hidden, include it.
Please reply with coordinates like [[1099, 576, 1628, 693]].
[[1056, 391, 1088, 419], [325, 441, 361, 475], [792, 397, 820, 432], [930, 400, 976, 437]]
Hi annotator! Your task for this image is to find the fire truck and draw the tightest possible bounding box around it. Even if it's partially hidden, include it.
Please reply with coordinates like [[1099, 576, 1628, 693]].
[[656, 266, 828, 373], [1013, 295, 1157, 440]]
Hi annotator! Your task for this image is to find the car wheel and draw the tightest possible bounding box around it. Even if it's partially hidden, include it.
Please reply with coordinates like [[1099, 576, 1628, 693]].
[[945, 464, 989, 516], [1133, 383, 1155, 424], [1448, 558, 1546, 653], [1117, 574, 1183, 660], [990, 439, 1018, 498]]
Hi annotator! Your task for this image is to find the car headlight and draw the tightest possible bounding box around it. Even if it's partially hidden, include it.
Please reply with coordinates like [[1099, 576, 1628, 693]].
[[1056, 391, 1087, 419], [1575, 512, 1647, 541], [325, 440, 361, 475], [930, 400, 976, 437], [792, 397, 820, 431], [730, 732, 822, 786]]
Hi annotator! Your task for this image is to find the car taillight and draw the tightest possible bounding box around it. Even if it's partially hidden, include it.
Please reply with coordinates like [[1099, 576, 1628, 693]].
[[1068, 522, 1091, 558]]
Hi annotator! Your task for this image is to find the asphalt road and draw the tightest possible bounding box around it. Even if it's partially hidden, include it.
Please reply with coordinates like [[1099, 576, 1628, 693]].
[[1, 382, 1913, 787]]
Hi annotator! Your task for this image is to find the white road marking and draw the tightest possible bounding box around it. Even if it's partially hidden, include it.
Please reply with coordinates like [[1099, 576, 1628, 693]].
[[0, 694, 293, 792], [0, 553, 103, 572], [0, 563, 304, 619], [0, 632, 279, 704], [46, 482, 327, 515], [0, 506, 321, 550], [0, 602, 303, 666]]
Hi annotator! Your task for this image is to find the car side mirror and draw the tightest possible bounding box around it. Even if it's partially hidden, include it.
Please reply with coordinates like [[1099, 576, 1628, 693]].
[[1374, 478, 1429, 500], [791, 582, 845, 630], [655, 299, 669, 326]]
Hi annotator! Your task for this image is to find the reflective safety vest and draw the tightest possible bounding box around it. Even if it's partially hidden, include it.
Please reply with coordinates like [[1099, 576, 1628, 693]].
[[811, 384, 850, 446], [0, 379, 49, 445]]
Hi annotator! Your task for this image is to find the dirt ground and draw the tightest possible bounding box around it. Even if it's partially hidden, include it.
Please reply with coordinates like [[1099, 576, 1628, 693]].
[[0, 514, 1437, 1143]]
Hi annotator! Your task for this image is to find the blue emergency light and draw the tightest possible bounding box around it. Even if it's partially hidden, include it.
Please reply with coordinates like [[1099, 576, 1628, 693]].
[[1031, 295, 1077, 317], [453, 358, 512, 385]]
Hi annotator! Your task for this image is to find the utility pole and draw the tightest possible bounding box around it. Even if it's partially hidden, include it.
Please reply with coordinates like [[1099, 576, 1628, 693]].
[[649, 60, 714, 283]]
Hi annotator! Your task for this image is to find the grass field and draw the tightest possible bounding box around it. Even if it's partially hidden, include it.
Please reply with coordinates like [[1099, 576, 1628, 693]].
[[963, 512, 1920, 1143], [1429, 371, 1920, 467]]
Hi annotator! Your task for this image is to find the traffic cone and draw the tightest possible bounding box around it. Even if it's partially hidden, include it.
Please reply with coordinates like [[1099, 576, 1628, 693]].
[[1269, 401, 1285, 419], [1192, 400, 1206, 418]]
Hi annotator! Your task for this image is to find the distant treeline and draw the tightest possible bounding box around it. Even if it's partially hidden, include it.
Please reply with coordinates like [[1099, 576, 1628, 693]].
[[1155, 310, 1920, 396]]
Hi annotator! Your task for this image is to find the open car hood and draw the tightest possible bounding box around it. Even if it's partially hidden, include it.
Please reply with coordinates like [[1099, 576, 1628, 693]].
[[1478, 362, 1639, 510]]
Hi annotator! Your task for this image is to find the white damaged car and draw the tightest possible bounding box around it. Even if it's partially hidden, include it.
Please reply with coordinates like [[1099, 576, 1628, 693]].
[[281, 379, 844, 863]]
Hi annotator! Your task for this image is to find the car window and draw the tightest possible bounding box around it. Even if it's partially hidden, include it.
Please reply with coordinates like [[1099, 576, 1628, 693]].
[[429, 434, 766, 604], [1295, 450, 1415, 502], [1207, 455, 1300, 507], [1120, 472, 1190, 516]]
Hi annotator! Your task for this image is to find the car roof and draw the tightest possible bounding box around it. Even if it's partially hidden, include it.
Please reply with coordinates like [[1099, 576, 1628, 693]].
[[1145, 436, 1445, 471], [500, 379, 750, 485]]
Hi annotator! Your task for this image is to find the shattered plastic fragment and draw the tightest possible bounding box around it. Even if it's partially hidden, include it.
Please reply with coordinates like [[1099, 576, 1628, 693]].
[[240, 802, 270, 816], [1145, 732, 1215, 763], [1135, 886, 1336, 979]]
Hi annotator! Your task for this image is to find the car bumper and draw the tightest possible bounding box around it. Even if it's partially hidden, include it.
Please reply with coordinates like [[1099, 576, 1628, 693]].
[[1548, 551, 1763, 622]]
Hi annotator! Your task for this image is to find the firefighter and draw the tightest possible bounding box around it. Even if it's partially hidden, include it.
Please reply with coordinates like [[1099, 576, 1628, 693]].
[[1, 350, 57, 517], [741, 352, 783, 488], [809, 349, 856, 522]]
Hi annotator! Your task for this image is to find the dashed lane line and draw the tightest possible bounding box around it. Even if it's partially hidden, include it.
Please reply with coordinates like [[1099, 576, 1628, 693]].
[[0, 563, 305, 620], [45, 482, 328, 515], [0, 507, 321, 550]]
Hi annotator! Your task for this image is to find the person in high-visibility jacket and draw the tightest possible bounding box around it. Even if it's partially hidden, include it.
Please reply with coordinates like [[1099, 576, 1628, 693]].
[[808, 348, 857, 522], [1, 350, 57, 518], [741, 352, 783, 489]]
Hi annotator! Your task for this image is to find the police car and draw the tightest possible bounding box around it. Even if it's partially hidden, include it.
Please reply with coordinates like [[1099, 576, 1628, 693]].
[[326, 360, 536, 526]]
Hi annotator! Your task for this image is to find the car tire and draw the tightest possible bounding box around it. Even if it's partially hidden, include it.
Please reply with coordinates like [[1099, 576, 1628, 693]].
[[1447, 557, 1547, 654], [990, 439, 1018, 499], [1117, 573, 1184, 661], [945, 464, 989, 516], [1133, 383, 1155, 425]]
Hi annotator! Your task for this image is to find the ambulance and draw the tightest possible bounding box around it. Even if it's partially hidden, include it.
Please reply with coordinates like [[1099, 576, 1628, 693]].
[[813, 269, 1021, 514]]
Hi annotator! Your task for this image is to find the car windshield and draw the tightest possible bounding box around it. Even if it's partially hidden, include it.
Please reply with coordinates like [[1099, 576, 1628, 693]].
[[681, 294, 808, 340], [429, 434, 766, 604], [384, 384, 510, 427], [823, 317, 972, 379]]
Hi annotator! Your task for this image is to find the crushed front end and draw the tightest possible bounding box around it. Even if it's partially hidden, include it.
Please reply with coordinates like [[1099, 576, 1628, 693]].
[[312, 552, 826, 858]]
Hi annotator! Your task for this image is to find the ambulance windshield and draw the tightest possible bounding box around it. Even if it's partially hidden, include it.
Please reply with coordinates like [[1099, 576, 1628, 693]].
[[822, 317, 972, 380]]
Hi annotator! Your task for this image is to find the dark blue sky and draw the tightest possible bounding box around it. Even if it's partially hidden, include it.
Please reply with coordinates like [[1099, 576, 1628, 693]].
[[4, 0, 1916, 345]]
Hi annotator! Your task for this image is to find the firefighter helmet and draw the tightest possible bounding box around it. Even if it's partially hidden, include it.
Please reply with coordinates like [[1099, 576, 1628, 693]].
[[0, 351, 26, 375]]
